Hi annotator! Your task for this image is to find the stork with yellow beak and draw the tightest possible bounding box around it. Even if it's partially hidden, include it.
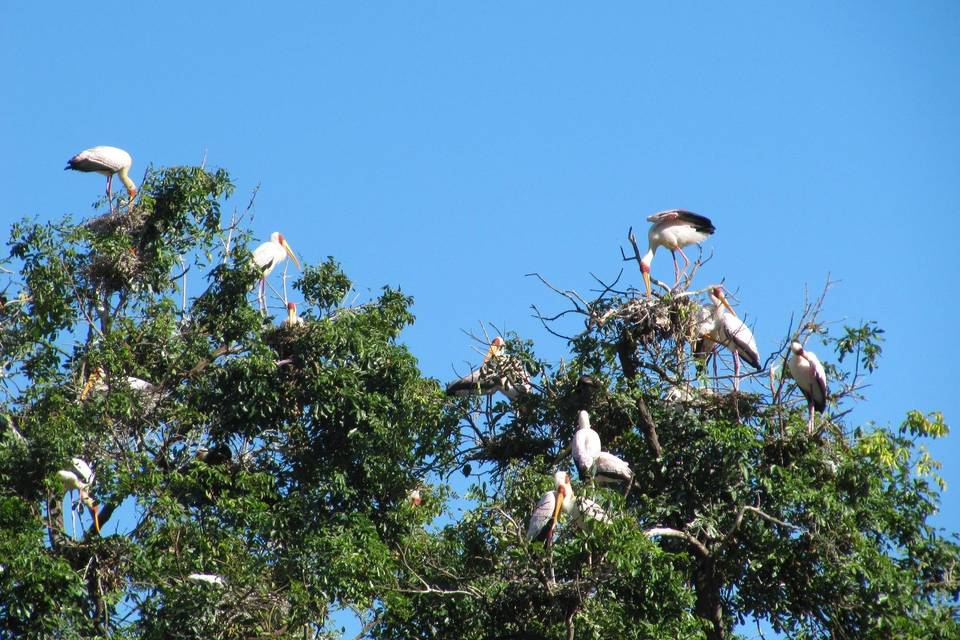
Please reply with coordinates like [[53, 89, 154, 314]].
[[252, 232, 301, 312], [526, 471, 609, 543], [787, 341, 828, 434], [56, 457, 100, 534], [66, 146, 137, 210], [703, 286, 761, 391], [640, 209, 715, 296], [281, 302, 304, 328], [445, 336, 531, 400]]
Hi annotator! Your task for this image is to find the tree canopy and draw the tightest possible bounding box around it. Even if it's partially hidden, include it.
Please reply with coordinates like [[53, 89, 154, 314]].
[[0, 166, 956, 639]]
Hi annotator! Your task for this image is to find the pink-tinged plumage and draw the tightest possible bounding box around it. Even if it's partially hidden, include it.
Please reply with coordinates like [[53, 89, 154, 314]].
[[640, 209, 715, 296], [706, 287, 761, 391], [66, 146, 137, 203], [788, 341, 828, 434]]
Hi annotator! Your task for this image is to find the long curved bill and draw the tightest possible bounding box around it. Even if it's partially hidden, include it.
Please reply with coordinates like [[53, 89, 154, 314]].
[[642, 270, 652, 297], [281, 238, 301, 270], [547, 484, 566, 542], [79, 368, 104, 400], [716, 290, 737, 317]]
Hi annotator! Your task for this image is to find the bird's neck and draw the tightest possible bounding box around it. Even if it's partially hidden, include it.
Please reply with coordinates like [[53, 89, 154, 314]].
[[640, 247, 654, 271], [118, 166, 135, 192]]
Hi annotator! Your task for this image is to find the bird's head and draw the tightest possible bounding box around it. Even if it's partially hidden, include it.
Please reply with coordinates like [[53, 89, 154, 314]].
[[287, 302, 297, 315], [126, 185, 138, 199], [790, 341, 804, 356], [553, 470, 570, 492], [276, 232, 301, 269], [640, 258, 652, 297], [483, 336, 506, 363], [710, 286, 737, 317]]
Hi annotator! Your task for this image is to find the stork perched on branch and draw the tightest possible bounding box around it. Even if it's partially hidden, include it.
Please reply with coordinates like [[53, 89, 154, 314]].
[[787, 341, 828, 434], [56, 457, 100, 534], [525, 471, 609, 544], [698, 286, 761, 391], [571, 410, 633, 486], [252, 232, 300, 312], [446, 337, 531, 400]]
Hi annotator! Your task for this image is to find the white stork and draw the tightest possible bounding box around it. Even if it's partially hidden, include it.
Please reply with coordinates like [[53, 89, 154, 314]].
[[787, 341, 828, 434], [525, 471, 609, 543], [703, 286, 761, 391], [65, 146, 137, 206], [252, 232, 301, 312], [446, 337, 531, 400], [281, 302, 304, 328], [640, 209, 715, 296], [571, 410, 633, 486]]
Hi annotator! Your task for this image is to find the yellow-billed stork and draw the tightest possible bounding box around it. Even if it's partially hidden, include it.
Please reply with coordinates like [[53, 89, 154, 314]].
[[787, 341, 828, 434], [526, 471, 609, 543], [66, 146, 136, 203], [252, 232, 300, 311], [571, 410, 633, 485], [446, 337, 531, 400], [705, 286, 761, 391], [640, 209, 715, 296], [281, 302, 304, 328]]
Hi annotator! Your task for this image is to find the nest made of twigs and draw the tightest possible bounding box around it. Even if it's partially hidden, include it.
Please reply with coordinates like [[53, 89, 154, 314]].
[[82, 205, 149, 237], [87, 248, 144, 291], [602, 295, 701, 346]]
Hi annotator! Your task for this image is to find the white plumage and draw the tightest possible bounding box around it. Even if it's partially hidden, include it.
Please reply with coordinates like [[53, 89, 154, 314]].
[[787, 341, 828, 434], [253, 232, 301, 277], [281, 302, 304, 328], [187, 573, 225, 587], [526, 471, 610, 543], [705, 287, 761, 391], [571, 410, 601, 479], [80, 368, 163, 409], [65, 146, 137, 203], [571, 410, 633, 485], [56, 465, 99, 533], [640, 209, 716, 296]]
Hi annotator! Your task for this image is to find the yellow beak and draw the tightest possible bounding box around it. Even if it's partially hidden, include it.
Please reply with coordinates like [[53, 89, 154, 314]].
[[79, 369, 103, 400], [551, 485, 566, 526], [717, 291, 737, 317], [642, 270, 652, 297], [282, 239, 301, 270]]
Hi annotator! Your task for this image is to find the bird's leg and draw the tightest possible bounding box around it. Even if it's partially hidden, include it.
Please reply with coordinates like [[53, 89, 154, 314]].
[[670, 250, 680, 284], [807, 404, 815, 435], [677, 247, 691, 279], [106, 175, 115, 214], [258, 279, 267, 315], [733, 352, 741, 392]]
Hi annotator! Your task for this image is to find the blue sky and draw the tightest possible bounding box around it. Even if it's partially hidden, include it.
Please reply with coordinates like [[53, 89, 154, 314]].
[[2, 2, 958, 635]]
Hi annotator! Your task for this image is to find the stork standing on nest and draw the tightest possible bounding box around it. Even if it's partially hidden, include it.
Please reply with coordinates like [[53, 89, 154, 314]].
[[66, 146, 137, 212], [639, 209, 715, 296], [252, 232, 301, 313]]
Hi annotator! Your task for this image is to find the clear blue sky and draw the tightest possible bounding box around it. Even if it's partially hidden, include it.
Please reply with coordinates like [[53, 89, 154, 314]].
[[2, 2, 958, 635]]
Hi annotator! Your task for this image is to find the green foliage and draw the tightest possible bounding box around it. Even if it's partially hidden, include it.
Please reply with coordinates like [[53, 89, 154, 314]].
[[0, 166, 956, 640]]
